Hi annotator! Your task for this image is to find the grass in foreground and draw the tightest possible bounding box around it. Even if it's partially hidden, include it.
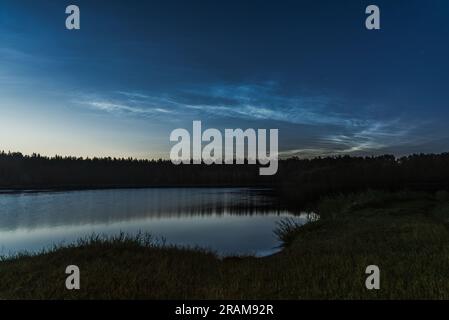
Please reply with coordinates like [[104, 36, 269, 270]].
[[1, 190, 449, 299]]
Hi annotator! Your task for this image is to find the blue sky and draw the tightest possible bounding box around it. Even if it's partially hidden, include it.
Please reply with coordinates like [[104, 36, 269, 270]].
[[0, 0, 448, 159]]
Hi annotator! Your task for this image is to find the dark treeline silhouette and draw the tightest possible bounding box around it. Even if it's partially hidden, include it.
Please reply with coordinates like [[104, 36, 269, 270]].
[[276, 153, 449, 203], [0, 151, 264, 189], [1, 151, 449, 202]]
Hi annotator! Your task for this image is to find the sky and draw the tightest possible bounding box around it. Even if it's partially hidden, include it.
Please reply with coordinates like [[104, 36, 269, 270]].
[[0, 0, 448, 159]]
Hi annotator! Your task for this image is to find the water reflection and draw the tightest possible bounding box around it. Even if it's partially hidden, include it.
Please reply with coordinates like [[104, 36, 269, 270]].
[[0, 188, 311, 256]]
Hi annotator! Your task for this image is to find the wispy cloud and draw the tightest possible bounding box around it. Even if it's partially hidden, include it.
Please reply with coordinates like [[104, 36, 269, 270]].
[[86, 101, 145, 113], [74, 94, 173, 117], [73, 82, 422, 157], [175, 83, 339, 126], [184, 83, 421, 156], [116, 91, 150, 99], [279, 119, 416, 158], [88, 101, 171, 115]]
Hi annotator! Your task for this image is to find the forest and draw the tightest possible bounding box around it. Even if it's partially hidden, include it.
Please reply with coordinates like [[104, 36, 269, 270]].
[[1, 151, 449, 203]]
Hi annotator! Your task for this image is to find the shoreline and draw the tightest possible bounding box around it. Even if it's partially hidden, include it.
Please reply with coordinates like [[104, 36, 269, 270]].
[[0, 185, 275, 194], [2, 190, 449, 299]]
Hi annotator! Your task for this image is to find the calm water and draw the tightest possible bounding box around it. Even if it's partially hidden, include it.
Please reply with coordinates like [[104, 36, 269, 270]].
[[0, 188, 312, 257]]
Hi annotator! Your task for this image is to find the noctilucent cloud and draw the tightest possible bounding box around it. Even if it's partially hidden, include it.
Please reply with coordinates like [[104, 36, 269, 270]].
[[0, 0, 448, 159]]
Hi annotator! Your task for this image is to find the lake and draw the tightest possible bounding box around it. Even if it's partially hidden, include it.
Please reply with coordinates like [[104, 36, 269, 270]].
[[0, 188, 313, 257]]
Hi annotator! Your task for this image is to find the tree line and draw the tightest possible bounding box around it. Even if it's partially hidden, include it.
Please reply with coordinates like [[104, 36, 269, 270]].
[[1, 151, 449, 202]]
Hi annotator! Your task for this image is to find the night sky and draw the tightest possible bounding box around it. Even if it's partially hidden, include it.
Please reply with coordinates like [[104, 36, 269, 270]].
[[1, 0, 448, 159]]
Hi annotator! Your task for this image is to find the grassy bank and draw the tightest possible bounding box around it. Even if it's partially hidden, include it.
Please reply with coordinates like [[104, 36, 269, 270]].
[[1, 190, 449, 299]]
